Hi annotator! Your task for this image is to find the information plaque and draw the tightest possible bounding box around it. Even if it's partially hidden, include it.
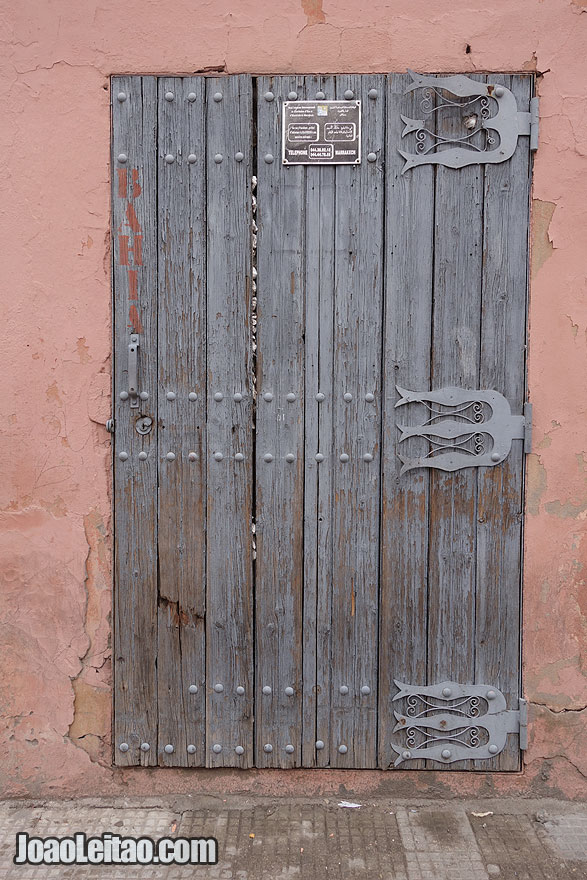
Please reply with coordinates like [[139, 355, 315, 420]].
[[282, 100, 361, 165]]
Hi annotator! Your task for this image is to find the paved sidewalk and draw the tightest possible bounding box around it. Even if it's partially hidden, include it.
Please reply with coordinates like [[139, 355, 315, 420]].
[[0, 796, 585, 879]]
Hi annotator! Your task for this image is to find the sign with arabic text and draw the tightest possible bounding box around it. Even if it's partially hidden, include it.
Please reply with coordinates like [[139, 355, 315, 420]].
[[282, 100, 361, 165]]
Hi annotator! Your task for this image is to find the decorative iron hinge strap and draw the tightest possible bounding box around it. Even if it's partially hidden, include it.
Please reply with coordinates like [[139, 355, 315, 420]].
[[399, 71, 539, 172], [391, 681, 528, 765], [396, 387, 532, 473]]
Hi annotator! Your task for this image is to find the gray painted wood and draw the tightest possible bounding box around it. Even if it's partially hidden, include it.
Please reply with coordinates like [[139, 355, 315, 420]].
[[112, 73, 531, 772], [427, 74, 486, 771], [205, 75, 254, 768], [255, 76, 306, 767], [302, 76, 337, 768], [157, 77, 207, 767], [327, 75, 385, 768], [474, 74, 531, 771], [112, 75, 158, 766], [379, 73, 434, 770]]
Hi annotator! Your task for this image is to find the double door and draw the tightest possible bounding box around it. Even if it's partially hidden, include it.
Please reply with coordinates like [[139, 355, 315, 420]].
[[112, 73, 532, 769]]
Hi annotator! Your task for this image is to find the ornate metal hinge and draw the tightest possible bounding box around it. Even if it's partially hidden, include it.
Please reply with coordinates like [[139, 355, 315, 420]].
[[391, 680, 528, 765], [396, 386, 531, 473], [399, 70, 539, 173]]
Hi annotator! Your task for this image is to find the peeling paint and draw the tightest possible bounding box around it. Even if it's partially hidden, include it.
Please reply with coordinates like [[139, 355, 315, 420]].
[[301, 0, 326, 26], [68, 679, 110, 763], [531, 199, 556, 279], [526, 454, 547, 516], [545, 498, 587, 518], [566, 315, 579, 338]]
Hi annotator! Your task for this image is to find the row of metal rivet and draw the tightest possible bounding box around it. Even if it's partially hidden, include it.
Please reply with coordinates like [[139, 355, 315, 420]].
[[119, 741, 347, 755], [119, 391, 377, 402], [186, 684, 371, 696], [119, 152, 378, 165], [117, 89, 377, 105], [400, 743, 500, 762], [117, 88, 379, 165], [118, 451, 376, 463], [121, 741, 500, 760]]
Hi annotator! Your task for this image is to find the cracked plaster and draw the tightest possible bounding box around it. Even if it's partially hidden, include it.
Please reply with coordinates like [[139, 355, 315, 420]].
[[0, 0, 586, 799]]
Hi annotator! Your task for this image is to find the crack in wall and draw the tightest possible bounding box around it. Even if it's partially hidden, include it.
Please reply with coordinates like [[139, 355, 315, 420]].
[[531, 701, 587, 714]]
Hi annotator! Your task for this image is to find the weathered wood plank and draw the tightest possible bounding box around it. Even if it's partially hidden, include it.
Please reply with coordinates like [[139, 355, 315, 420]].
[[427, 74, 486, 771], [328, 75, 385, 768], [157, 77, 207, 767], [378, 73, 434, 770], [112, 75, 158, 766], [205, 75, 254, 767], [302, 75, 337, 768], [255, 75, 306, 767], [474, 74, 531, 771]]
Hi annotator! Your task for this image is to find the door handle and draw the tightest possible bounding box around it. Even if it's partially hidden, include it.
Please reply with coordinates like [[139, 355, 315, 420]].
[[128, 334, 139, 408]]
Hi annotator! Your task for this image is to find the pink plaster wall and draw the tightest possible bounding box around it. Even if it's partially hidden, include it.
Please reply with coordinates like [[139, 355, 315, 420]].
[[1, 0, 586, 800]]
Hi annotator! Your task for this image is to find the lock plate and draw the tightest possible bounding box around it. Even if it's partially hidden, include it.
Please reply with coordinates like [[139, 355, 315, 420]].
[[135, 416, 153, 436]]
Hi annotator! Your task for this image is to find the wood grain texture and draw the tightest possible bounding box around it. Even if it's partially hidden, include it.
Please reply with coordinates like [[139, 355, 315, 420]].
[[302, 76, 337, 768], [255, 76, 306, 767], [327, 75, 385, 768], [474, 74, 531, 771], [205, 75, 254, 767], [111, 73, 532, 772], [379, 73, 434, 770], [157, 77, 207, 767], [112, 76, 158, 766]]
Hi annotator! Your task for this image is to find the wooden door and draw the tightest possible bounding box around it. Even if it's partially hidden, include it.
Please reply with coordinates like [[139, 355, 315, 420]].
[[112, 73, 533, 769]]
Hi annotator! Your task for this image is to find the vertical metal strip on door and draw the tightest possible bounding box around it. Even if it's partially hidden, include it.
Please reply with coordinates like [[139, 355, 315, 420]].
[[112, 76, 158, 765], [156, 77, 207, 766], [205, 76, 254, 767], [378, 73, 434, 770], [255, 76, 306, 767], [327, 75, 385, 768]]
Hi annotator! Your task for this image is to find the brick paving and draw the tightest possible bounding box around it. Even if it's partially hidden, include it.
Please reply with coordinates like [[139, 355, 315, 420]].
[[0, 797, 585, 879]]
